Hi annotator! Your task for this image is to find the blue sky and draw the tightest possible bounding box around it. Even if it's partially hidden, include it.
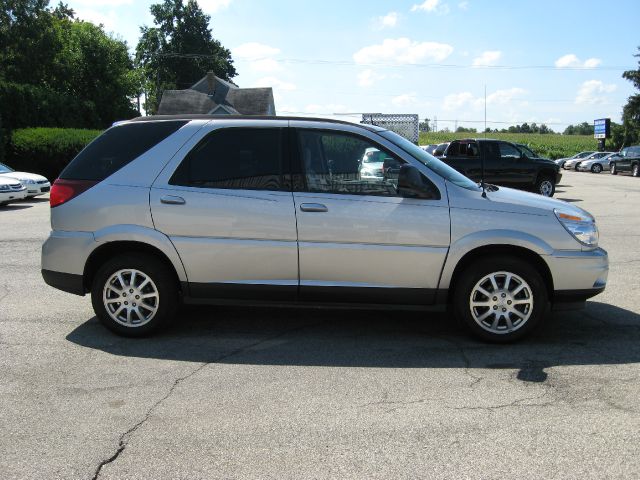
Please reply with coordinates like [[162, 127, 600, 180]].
[[66, 0, 639, 131]]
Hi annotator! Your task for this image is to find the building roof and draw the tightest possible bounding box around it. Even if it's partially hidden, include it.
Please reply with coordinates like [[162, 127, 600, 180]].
[[157, 73, 275, 116]]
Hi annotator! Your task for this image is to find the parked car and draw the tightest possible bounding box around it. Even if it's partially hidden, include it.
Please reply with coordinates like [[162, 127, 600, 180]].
[[555, 151, 595, 169], [0, 162, 51, 197], [432, 142, 449, 157], [0, 177, 27, 206], [576, 152, 617, 173], [358, 147, 386, 179], [610, 145, 640, 177], [564, 152, 610, 171], [42, 116, 607, 343], [440, 139, 562, 196]]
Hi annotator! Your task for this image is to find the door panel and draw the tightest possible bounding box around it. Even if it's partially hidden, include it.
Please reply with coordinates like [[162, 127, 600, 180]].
[[150, 123, 299, 299], [294, 192, 450, 302]]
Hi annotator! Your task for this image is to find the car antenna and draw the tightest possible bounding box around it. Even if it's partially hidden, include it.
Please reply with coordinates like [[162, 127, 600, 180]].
[[480, 85, 487, 198]]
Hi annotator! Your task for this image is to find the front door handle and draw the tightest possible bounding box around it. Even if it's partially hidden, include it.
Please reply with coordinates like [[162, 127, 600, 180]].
[[160, 195, 186, 205], [300, 203, 328, 213]]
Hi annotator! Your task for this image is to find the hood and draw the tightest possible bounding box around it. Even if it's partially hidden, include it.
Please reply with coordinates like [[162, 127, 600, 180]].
[[449, 183, 592, 219], [0, 176, 23, 186], [0, 171, 48, 182]]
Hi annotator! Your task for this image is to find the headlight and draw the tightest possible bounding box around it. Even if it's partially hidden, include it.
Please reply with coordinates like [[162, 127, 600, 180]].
[[23, 179, 35, 184], [554, 208, 598, 247]]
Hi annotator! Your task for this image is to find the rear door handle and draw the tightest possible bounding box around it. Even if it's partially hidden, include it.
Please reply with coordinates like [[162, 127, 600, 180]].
[[300, 203, 328, 213], [160, 195, 186, 205]]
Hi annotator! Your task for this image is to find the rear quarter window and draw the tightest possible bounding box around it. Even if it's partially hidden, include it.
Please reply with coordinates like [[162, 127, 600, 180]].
[[60, 121, 187, 181]]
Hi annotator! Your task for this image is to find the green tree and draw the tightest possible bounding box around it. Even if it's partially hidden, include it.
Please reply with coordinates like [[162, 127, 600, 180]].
[[136, 0, 237, 114], [621, 46, 640, 146], [1, 1, 140, 127]]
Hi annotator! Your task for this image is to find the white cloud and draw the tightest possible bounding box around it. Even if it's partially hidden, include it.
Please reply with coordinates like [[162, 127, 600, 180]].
[[443, 88, 527, 111], [411, 0, 449, 14], [555, 54, 602, 69], [357, 69, 385, 87], [443, 92, 474, 110], [392, 93, 417, 107], [252, 77, 296, 91], [232, 42, 282, 72], [583, 58, 602, 68], [304, 104, 349, 114], [198, 0, 232, 13], [575, 80, 616, 105], [458, 1, 469, 10], [353, 38, 453, 64], [375, 11, 399, 29], [472, 50, 502, 67], [73, 8, 118, 30], [482, 87, 527, 106], [72, 0, 133, 5]]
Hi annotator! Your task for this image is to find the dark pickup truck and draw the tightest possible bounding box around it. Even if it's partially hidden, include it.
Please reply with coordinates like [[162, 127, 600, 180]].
[[440, 139, 562, 197], [610, 145, 640, 177]]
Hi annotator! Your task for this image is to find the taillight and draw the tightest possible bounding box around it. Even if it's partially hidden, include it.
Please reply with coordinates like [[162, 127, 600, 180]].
[[50, 179, 98, 208]]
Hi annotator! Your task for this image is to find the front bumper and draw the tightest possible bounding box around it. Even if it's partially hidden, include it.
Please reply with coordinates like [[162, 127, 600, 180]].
[[544, 247, 608, 308], [0, 187, 28, 203], [26, 182, 51, 195], [555, 172, 563, 184]]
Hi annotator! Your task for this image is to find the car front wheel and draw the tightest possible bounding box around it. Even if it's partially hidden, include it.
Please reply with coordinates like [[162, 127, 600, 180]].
[[591, 163, 602, 173], [633, 164, 639, 177], [91, 253, 178, 337], [611, 163, 617, 175], [453, 256, 548, 343], [535, 176, 555, 197]]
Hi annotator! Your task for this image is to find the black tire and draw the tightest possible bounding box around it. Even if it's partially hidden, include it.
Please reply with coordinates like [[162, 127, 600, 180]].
[[91, 253, 178, 337], [452, 256, 548, 343], [610, 163, 617, 175], [591, 163, 602, 174], [633, 163, 639, 178], [534, 175, 555, 197]]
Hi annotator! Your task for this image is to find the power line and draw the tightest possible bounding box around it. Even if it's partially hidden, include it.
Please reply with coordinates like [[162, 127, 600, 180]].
[[155, 52, 632, 71]]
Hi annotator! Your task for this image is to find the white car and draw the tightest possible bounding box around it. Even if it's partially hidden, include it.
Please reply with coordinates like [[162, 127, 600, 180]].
[[359, 147, 386, 179], [0, 176, 27, 206], [0, 162, 50, 197]]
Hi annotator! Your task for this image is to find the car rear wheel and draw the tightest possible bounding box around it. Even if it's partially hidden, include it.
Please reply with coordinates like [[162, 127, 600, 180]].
[[91, 253, 178, 337], [453, 256, 548, 343], [591, 164, 602, 174], [611, 163, 617, 175], [535, 176, 555, 197], [633, 164, 639, 177]]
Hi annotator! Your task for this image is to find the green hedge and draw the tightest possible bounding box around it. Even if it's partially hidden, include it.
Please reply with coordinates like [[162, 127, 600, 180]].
[[6, 128, 102, 181]]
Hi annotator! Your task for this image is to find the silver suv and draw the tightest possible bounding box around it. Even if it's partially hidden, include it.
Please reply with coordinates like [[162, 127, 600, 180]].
[[42, 116, 608, 342]]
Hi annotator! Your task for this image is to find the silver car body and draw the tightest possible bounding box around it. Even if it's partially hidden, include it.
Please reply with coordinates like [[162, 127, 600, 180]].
[[42, 117, 608, 311], [577, 152, 617, 172], [564, 152, 609, 170]]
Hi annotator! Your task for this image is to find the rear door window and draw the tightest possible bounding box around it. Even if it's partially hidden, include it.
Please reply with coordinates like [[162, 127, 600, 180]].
[[60, 121, 187, 180], [170, 128, 284, 191]]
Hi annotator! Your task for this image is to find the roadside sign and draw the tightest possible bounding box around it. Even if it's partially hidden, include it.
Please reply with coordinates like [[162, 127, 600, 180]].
[[594, 118, 610, 139]]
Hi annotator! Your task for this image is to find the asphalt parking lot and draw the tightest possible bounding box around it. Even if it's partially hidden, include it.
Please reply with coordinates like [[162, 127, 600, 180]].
[[1, 171, 639, 479]]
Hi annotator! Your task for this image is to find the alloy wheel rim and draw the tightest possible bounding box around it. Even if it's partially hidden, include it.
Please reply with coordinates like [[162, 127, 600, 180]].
[[593, 165, 601, 173], [469, 271, 533, 335], [634, 165, 639, 176], [540, 180, 553, 196], [103, 269, 159, 327]]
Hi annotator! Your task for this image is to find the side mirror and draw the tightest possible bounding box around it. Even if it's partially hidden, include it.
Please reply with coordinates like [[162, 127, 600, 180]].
[[398, 165, 434, 199]]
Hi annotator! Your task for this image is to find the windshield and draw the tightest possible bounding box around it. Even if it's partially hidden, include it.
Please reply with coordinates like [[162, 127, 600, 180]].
[[0, 163, 14, 174], [378, 130, 480, 191]]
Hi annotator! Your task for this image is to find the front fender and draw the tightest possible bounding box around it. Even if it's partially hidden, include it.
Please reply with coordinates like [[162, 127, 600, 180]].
[[438, 229, 553, 290], [92, 224, 188, 282]]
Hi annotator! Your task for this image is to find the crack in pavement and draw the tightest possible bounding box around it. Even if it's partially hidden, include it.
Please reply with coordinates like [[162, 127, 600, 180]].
[[448, 392, 554, 412], [90, 320, 322, 480]]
